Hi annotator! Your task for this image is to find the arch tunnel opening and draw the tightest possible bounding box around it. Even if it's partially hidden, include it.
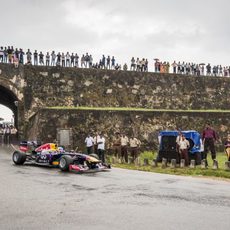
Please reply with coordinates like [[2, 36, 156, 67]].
[[0, 105, 14, 123], [0, 85, 19, 129]]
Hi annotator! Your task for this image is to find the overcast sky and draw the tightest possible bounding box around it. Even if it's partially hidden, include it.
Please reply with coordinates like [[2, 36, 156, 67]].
[[1, 0, 229, 67], [0, 0, 229, 120], [0, 105, 13, 122]]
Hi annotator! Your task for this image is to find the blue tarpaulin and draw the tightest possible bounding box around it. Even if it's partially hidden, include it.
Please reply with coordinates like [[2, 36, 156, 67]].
[[158, 130, 201, 154]]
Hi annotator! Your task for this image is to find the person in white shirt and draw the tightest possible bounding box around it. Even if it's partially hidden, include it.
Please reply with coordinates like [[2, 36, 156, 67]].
[[85, 134, 94, 155], [51, 51, 56, 66], [45, 52, 50, 66], [178, 135, 190, 166], [97, 133, 105, 163], [176, 131, 183, 153], [66, 52, 71, 67], [129, 136, 141, 162]]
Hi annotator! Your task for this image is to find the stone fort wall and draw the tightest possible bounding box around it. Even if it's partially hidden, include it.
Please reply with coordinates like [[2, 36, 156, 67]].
[[27, 109, 230, 152], [1, 63, 230, 150], [23, 65, 230, 113]]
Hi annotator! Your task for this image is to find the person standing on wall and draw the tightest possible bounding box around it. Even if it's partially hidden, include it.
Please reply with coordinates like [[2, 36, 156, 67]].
[[202, 123, 218, 165], [97, 133, 106, 163], [85, 134, 94, 155]]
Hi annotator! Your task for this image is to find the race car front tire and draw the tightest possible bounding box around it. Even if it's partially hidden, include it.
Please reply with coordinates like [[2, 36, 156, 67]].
[[59, 155, 73, 171], [12, 151, 27, 165]]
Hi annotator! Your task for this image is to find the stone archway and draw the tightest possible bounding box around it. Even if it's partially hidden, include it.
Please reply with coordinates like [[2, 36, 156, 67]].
[[0, 85, 18, 125], [0, 80, 25, 140]]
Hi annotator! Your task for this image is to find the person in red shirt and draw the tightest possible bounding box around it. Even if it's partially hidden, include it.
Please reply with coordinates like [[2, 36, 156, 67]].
[[202, 123, 218, 164]]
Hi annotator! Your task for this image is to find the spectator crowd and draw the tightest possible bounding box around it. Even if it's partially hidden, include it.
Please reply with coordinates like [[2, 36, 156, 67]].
[[85, 132, 141, 163], [0, 45, 229, 76], [0, 124, 17, 145], [0, 46, 122, 71]]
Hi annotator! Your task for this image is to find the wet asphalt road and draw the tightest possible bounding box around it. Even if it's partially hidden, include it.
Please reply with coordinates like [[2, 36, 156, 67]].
[[0, 145, 230, 230]]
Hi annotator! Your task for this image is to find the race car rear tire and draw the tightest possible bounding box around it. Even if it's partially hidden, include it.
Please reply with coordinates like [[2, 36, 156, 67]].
[[12, 151, 27, 165], [59, 155, 73, 171], [89, 153, 99, 160]]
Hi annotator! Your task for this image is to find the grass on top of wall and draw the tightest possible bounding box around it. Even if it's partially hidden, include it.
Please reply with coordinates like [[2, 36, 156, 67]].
[[46, 106, 230, 113]]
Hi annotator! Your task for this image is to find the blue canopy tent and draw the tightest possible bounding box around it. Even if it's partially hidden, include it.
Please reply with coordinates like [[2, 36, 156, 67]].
[[157, 130, 202, 164]]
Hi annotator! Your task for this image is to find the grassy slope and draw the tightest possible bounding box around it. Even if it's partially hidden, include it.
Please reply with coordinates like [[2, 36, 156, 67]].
[[112, 152, 230, 179]]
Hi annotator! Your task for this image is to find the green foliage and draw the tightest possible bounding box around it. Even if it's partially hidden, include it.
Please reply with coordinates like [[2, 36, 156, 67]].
[[140, 151, 155, 162]]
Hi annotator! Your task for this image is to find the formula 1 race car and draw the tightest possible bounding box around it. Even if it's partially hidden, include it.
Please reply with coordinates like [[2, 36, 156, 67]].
[[12, 141, 111, 173]]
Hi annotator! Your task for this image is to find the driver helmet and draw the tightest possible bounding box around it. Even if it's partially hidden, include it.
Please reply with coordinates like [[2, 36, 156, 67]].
[[58, 146, 64, 152]]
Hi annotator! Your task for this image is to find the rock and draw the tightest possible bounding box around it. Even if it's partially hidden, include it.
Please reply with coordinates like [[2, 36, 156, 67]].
[[140, 89, 146, 95], [135, 157, 141, 166], [201, 159, 207, 169], [132, 89, 138, 94], [170, 159, 176, 168], [67, 80, 74, 87], [52, 73, 60, 78], [212, 160, 218, 170], [180, 159, 185, 168], [112, 156, 117, 164], [106, 89, 113, 94], [224, 161, 230, 170], [103, 75, 109, 80], [152, 159, 158, 167], [128, 157, 134, 164], [162, 158, 167, 168], [189, 160, 196, 169], [143, 158, 149, 166], [39, 72, 48, 77], [133, 85, 140, 89]]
